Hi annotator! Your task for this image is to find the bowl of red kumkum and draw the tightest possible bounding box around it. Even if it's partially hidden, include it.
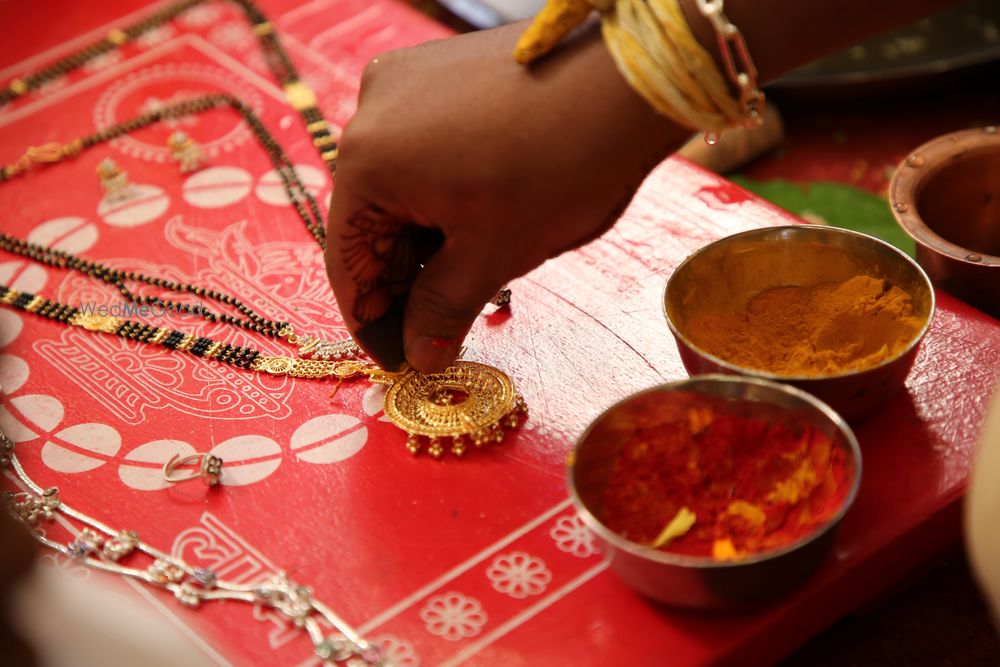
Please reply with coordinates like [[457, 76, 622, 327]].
[[664, 225, 935, 421], [568, 375, 861, 610]]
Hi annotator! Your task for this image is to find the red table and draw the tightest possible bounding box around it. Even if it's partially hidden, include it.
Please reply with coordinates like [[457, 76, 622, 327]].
[[1, 1, 998, 665]]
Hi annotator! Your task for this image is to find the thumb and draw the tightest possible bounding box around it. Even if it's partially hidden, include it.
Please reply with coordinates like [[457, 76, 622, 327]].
[[404, 240, 503, 373]]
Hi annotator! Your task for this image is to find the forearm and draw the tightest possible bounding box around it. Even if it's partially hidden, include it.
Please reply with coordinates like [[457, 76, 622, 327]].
[[327, 0, 966, 371]]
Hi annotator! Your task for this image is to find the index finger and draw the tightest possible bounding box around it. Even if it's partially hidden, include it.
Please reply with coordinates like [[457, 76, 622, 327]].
[[325, 186, 442, 371]]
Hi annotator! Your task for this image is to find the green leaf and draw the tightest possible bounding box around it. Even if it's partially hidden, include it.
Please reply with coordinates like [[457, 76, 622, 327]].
[[730, 176, 916, 257]]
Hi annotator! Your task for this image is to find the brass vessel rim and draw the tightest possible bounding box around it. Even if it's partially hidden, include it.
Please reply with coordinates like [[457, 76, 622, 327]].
[[889, 127, 1000, 266]]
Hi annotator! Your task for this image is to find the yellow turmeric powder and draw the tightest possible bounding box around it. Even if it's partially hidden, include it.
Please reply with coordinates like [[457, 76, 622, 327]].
[[686, 275, 923, 376]]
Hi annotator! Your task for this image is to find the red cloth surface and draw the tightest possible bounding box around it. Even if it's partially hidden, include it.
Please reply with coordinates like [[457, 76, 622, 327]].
[[1, 2, 999, 666]]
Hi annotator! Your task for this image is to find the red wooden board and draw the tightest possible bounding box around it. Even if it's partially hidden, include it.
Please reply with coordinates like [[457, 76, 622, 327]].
[[1, 2, 998, 666]]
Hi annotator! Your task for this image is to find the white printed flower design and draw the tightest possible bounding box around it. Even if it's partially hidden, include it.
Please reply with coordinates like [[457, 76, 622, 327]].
[[178, 4, 223, 27], [243, 51, 269, 75], [36, 76, 70, 94], [140, 93, 201, 128], [486, 552, 552, 599], [550, 515, 598, 558], [134, 25, 177, 48], [373, 634, 420, 667], [419, 592, 487, 642], [0, 310, 22, 348], [209, 22, 254, 49], [82, 50, 123, 73]]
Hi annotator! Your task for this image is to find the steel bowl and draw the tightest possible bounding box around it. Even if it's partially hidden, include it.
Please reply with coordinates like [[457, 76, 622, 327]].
[[889, 127, 1000, 318], [568, 375, 862, 610], [664, 226, 935, 421]]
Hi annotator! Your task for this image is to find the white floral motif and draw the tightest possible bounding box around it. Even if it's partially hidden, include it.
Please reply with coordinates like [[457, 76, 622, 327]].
[[550, 515, 599, 558], [0, 310, 22, 348], [209, 22, 254, 49], [419, 592, 487, 642], [373, 634, 420, 667], [178, 4, 223, 27], [140, 93, 202, 128], [35, 76, 70, 94], [94, 64, 263, 164], [243, 51, 270, 75], [82, 50, 123, 73], [486, 552, 552, 599], [134, 25, 177, 48]]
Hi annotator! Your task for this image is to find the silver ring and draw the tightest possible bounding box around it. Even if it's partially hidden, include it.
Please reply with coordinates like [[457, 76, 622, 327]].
[[162, 452, 223, 486]]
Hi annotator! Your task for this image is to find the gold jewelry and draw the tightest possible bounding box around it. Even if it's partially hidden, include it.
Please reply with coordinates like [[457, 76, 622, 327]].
[[0, 96, 342, 345], [386, 362, 527, 458], [1, 20, 526, 458], [96, 157, 133, 201], [0, 0, 519, 310], [250, 356, 527, 457], [0, 0, 340, 178], [162, 452, 223, 486], [3, 278, 524, 456], [167, 131, 204, 173]]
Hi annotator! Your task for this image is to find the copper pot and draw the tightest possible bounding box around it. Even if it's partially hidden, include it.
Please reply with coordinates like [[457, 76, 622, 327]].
[[890, 127, 1000, 317]]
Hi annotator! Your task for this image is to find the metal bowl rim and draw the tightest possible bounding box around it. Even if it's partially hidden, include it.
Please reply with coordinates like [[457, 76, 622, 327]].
[[566, 374, 863, 571], [889, 127, 1000, 265], [662, 225, 936, 382]]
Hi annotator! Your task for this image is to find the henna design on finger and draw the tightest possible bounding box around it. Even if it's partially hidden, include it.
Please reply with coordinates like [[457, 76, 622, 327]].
[[341, 204, 421, 325]]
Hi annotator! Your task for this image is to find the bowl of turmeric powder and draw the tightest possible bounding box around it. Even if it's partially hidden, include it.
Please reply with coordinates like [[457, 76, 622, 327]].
[[664, 225, 935, 421], [568, 375, 861, 609]]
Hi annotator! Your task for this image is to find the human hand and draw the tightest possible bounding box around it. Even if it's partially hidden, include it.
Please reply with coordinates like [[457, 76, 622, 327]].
[[325, 20, 686, 372]]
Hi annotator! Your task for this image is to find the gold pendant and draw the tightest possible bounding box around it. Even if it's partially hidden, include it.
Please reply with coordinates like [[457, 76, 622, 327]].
[[253, 354, 527, 458], [383, 361, 527, 458]]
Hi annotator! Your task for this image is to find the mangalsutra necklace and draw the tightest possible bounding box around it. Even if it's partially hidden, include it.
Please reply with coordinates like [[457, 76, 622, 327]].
[[0, 0, 523, 455], [0, 0, 349, 358], [0, 431, 386, 666], [1, 94, 359, 365], [0, 4, 521, 663], [0, 95, 527, 456], [0, 0, 341, 177]]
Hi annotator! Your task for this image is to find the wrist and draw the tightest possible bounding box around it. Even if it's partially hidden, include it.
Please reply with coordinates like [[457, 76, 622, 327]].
[[568, 22, 692, 159]]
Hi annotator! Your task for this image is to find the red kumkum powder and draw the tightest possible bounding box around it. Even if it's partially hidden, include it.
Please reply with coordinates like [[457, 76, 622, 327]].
[[598, 392, 852, 561]]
